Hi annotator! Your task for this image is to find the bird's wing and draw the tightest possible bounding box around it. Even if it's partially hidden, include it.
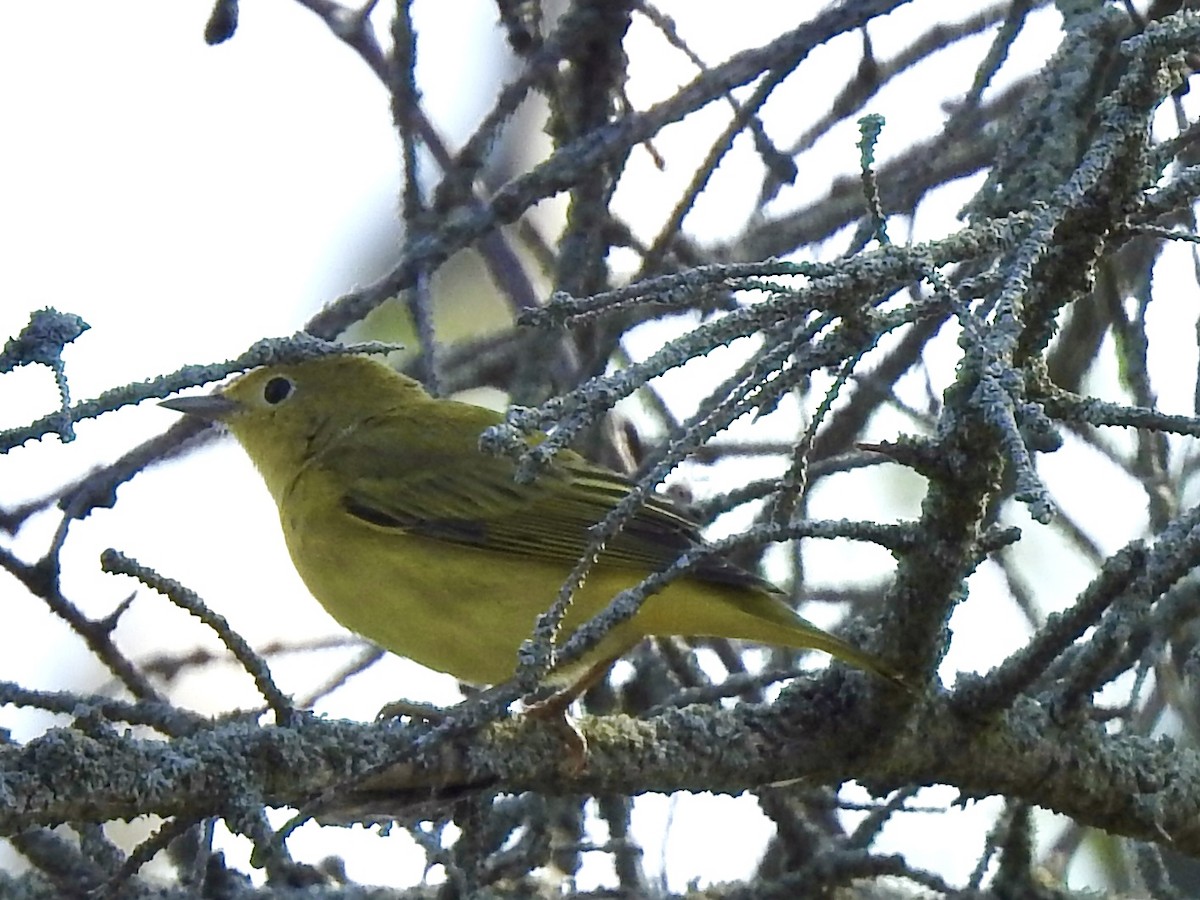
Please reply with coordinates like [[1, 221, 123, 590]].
[[317, 406, 762, 586]]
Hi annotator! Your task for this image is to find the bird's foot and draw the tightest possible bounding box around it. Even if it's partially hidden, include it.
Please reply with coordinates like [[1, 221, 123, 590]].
[[525, 691, 588, 774], [375, 698, 451, 722]]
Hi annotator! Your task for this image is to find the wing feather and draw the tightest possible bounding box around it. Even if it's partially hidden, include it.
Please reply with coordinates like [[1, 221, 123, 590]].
[[316, 402, 766, 590]]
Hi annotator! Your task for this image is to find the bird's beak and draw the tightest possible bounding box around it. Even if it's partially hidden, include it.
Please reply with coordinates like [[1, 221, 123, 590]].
[[159, 393, 240, 422]]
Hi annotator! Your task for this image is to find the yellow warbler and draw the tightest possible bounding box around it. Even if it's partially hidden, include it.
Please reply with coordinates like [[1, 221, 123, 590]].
[[161, 355, 899, 698]]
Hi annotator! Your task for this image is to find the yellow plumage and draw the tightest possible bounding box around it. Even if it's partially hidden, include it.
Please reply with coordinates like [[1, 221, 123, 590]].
[[162, 355, 898, 692]]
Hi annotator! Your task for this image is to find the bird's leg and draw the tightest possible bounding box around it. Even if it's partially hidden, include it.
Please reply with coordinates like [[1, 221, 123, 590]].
[[525, 655, 619, 772]]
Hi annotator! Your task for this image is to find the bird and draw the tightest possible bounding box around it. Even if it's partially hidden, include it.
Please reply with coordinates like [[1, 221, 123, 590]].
[[161, 354, 902, 714]]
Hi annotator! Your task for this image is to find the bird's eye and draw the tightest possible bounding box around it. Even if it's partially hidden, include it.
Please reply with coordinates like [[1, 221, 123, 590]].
[[262, 376, 294, 405]]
